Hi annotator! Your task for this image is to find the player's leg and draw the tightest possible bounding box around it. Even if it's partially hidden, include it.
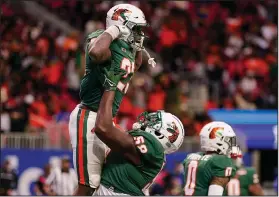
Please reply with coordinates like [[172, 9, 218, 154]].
[[69, 106, 96, 195], [69, 106, 109, 195], [85, 110, 110, 188]]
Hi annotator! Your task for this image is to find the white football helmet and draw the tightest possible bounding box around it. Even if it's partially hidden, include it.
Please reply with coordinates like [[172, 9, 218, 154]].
[[132, 110, 185, 154], [199, 121, 239, 157], [106, 3, 148, 50]]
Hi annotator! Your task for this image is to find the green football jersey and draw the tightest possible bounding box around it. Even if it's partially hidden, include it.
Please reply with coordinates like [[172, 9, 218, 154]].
[[183, 152, 236, 196], [225, 167, 259, 196], [80, 30, 136, 117], [100, 130, 165, 196]]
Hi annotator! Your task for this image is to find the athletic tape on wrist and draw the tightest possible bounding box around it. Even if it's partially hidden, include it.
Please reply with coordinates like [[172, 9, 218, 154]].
[[104, 26, 120, 40]]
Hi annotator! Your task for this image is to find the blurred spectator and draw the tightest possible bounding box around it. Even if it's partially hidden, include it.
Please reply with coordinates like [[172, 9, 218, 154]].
[[164, 176, 183, 195], [45, 156, 77, 195], [150, 166, 184, 196], [171, 163, 185, 186], [34, 164, 53, 196], [150, 169, 170, 195], [0, 159, 18, 196]]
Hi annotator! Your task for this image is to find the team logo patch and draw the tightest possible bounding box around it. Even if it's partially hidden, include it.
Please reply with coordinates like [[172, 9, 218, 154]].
[[111, 8, 132, 21], [209, 127, 224, 139], [167, 122, 179, 143], [121, 47, 127, 53]]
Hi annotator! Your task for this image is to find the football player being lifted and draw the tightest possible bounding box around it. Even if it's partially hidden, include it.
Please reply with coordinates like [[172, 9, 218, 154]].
[[93, 68, 185, 195], [226, 150, 264, 196], [68, 3, 155, 196], [183, 121, 240, 196]]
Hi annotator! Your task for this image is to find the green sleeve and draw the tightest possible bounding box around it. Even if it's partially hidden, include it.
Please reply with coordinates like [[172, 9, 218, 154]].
[[86, 30, 104, 41], [210, 156, 236, 178], [85, 30, 105, 60], [246, 167, 259, 185]]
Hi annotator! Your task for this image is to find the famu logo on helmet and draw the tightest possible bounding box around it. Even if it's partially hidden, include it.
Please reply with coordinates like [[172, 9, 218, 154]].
[[111, 8, 132, 21], [167, 122, 179, 143], [209, 127, 224, 139]]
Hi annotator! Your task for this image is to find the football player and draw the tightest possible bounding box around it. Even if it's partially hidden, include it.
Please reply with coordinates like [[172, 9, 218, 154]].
[[183, 122, 239, 196], [226, 151, 264, 196], [68, 3, 155, 195], [93, 68, 185, 195]]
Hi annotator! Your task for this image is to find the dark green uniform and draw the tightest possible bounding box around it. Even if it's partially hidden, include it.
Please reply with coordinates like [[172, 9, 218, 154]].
[[183, 152, 236, 196], [225, 167, 259, 196], [100, 130, 165, 196], [80, 30, 135, 117]]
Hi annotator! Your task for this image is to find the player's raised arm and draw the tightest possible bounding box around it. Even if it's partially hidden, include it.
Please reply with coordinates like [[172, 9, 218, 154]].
[[94, 69, 140, 165], [249, 183, 264, 196], [88, 25, 131, 63], [135, 51, 142, 70], [135, 48, 157, 69]]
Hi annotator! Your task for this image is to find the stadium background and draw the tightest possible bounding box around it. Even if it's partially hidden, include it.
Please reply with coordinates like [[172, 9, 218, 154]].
[[0, 0, 278, 195]]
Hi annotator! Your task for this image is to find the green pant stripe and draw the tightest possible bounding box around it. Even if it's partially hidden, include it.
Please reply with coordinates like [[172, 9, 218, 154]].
[[76, 108, 82, 181], [83, 110, 90, 185]]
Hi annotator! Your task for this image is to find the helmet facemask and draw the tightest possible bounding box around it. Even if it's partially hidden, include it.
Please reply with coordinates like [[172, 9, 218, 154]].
[[213, 135, 239, 157], [124, 21, 148, 51], [132, 111, 181, 154], [216, 136, 236, 156]]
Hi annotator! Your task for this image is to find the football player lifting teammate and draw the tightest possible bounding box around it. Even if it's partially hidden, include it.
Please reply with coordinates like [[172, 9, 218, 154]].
[[93, 67, 185, 195]]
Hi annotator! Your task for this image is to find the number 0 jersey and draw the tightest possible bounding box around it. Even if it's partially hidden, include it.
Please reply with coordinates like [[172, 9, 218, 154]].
[[225, 167, 260, 196], [100, 130, 165, 196], [80, 30, 136, 117], [183, 152, 236, 196]]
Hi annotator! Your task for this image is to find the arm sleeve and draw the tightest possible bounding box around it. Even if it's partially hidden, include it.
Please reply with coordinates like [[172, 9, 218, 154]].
[[210, 156, 236, 178], [86, 30, 105, 59], [208, 184, 224, 195]]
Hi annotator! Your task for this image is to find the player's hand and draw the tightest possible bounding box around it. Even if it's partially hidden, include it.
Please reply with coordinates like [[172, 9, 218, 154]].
[[115, 25, 131, 40], [142, 49, 157, 67], [148, 57, 156, 67], [103, 67, 124, 91]]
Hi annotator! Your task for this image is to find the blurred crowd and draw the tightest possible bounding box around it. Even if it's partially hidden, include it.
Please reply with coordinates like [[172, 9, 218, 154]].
[[1, 0, 278, 136], [2, 156, 276, 196], [0, 156, 77, 196], [0, 155, 185, 196]]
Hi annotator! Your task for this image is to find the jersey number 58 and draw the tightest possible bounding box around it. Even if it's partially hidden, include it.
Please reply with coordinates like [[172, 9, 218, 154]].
[[133, 136, 147, 153]]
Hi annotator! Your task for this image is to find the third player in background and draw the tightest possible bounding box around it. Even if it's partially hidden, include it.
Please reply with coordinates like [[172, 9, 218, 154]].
[[225, 150, 264, 196]]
